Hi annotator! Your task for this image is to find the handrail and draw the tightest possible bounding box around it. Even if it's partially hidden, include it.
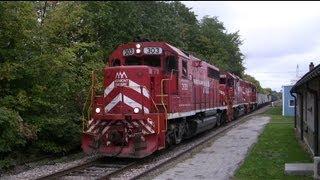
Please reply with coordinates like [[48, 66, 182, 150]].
[[82, 69, 100, 132], [160, 70, 174, 113], [160, 69, 177, 131], [137, 85, 161, 134]]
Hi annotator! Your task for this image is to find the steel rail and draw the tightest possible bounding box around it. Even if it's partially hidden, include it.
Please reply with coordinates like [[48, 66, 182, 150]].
[[126, 105, 270, 180], [35, 105, 271, 180]]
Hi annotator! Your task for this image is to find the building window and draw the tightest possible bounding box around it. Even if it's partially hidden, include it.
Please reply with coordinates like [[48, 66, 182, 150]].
[[289, 99, 295, 107]]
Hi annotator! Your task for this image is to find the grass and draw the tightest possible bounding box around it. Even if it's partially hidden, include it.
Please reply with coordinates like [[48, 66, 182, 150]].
[[234, 106, 313, 180]]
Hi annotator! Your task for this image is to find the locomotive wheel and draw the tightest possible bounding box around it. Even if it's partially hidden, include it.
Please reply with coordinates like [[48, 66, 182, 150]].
[[166, 124, 184, 146], [216, 114, 222, 127], [166, 124, 176, 147], [173, 125, 183, 144], [233, 108, 238, 120], [166, 129, 174, 147]]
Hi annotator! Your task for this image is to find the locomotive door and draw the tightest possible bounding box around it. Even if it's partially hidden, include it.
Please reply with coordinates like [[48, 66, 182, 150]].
[[164, 55, 179, 112], [179, 58, 192, 112], [192, 65, 202, 110]]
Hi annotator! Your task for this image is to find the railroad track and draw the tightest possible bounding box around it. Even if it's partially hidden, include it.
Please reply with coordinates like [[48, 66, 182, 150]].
[[37, 105, 270, 180], [36, 157, 136, 180], [113, 105, 271, 179]]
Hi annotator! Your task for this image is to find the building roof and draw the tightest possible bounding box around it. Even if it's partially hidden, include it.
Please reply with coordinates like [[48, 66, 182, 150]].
[[291, 63, 320, 93]]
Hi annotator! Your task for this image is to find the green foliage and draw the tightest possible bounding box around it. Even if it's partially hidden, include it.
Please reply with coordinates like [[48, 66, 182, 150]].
[[0, 1, 258, 167], [33, 117, 81, 154], [194, 16, 245, 75], [243, 74, 264, 92], [0, 107, 37, 170], [0, 107, 26, 153]]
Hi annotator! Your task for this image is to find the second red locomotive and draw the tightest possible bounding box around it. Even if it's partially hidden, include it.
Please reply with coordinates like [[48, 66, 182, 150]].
[[82, 40, 259, 158]]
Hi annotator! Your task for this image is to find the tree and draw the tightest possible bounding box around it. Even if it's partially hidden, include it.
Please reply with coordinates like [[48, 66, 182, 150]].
[[192, 16, 245, 76], [0, 1, 257, 166], [243, 74, 263, 92]]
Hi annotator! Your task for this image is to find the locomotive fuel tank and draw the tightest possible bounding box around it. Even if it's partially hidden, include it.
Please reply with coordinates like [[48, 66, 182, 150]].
[[188, 116, 218, 135]]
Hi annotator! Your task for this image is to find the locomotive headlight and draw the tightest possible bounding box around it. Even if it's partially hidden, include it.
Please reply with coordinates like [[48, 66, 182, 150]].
[[136, 43, 141, 48], [133, 107, 140, 113], [136, 49, 141, 54], [95, 107, 101, 113]]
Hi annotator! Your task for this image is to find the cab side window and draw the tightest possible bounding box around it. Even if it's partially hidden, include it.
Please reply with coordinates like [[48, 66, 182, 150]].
[[165, 56, 177, 73], [112, 59, 121, 66], [227, 79, 234, 87], [207, 67, 220, 80], [182, 60, 188, 78]]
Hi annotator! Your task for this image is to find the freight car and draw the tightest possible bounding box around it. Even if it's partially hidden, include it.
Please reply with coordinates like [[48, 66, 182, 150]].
[[82, 40, 267, 158], [257, 93, 271, 107]]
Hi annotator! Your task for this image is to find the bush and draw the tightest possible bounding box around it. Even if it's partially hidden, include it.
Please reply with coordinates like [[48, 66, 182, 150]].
[[0, 107, 27, 153], [0, 107, 31, 170], [34, 117, 81, 154]]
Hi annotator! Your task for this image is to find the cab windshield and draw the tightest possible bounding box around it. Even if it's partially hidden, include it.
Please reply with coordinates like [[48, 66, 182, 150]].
[[125, 56, 161, 67]]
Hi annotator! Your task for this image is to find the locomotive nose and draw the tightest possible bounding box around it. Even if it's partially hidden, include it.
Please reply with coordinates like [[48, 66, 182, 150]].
[[103, 66, 152, 114]]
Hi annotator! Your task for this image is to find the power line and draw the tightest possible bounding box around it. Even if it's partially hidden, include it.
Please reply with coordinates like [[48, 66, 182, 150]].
[[250, 70, 308, 74]]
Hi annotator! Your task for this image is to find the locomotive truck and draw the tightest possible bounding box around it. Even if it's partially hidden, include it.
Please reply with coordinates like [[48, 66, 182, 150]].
[[81, 40, 266, 158]]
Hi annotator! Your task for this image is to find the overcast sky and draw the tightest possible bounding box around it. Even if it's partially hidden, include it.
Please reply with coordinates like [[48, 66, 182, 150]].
[[182, 1, 320, 92]]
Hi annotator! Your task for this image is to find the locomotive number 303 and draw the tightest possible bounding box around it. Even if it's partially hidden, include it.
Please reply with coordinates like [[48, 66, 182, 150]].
[[143, 47, 163, 55]]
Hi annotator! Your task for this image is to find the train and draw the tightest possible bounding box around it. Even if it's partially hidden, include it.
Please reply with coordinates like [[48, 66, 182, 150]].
[[81, 40, 271, 158]]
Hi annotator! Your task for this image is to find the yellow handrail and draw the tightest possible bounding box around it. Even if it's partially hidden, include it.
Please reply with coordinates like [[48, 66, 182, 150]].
[[160, 70, 176, 131], [137, 85, 162, 134], [160, 70, 176, 112], [82, 70, 99, 132]]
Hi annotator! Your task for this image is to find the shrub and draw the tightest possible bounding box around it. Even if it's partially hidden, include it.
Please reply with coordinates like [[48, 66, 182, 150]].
[[0, 107, 27, 153], [34, 117, 81, 154], [0, 107, 35, 170]]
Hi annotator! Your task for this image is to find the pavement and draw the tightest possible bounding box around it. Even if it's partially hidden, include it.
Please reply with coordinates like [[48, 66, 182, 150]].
[[155, 116, 270, 180]]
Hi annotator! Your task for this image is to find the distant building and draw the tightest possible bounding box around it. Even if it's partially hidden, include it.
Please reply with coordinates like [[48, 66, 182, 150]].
[[291, 62, 320, 156], [282, 85, 295, 116]]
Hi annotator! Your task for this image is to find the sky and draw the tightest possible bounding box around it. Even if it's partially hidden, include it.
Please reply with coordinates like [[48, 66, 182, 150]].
[[182, 1, 320, 92]]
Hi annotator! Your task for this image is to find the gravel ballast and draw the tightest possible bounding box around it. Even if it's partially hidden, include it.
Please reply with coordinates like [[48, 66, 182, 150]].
[[1, 154, 100, 180]]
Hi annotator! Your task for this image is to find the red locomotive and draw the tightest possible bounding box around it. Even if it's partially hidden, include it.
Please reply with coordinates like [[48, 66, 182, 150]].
[[82, 40, 260, 158]]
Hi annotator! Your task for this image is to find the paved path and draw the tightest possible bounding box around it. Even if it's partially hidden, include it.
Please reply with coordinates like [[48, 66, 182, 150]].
[[155, 116, 270, 180]]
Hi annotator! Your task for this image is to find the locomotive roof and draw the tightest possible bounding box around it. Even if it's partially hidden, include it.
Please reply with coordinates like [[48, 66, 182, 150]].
[[166, 43, 190, 59], [165, 43, 219, 71], [115, 41, 219, 70]]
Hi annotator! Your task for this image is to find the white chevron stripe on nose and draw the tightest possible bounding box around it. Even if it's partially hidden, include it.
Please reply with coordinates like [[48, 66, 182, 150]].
[[123, 95, 141, 109], [143, 107, 150, 113], [105, 93, 122, 113], [123, 95, 150, 113], [128, 80, 150, 98], [104, 93, 150, 114], [104, 81, 115, 97], [103, 79, 150, 99]]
